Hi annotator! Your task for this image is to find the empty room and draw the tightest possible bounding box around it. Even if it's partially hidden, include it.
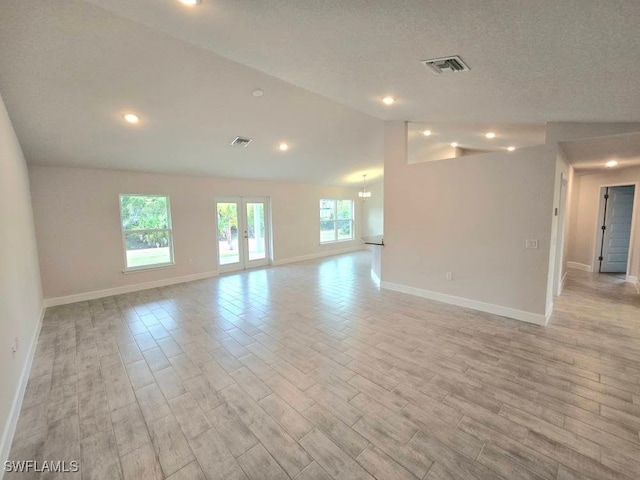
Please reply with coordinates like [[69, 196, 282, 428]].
[[2, 1, 640, 479]]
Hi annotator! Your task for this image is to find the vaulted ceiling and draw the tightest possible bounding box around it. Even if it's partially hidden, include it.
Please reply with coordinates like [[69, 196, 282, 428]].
[[83, 0, 640, 124], [1, 0, 640, 185]]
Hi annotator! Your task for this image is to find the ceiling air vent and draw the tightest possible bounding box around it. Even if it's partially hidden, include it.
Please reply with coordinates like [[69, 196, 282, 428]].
[[231, 136, 252, 147], [421, 55, 470, 74]]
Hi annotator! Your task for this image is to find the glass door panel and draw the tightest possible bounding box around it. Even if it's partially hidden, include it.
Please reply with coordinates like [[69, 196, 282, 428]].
[[246, 202, 266, 261], [216, 196, 270, 272], [216, 200, 242, 269]]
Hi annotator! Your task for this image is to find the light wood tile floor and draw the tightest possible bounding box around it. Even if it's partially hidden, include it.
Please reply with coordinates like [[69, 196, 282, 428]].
[[7, 252, 640, 479]]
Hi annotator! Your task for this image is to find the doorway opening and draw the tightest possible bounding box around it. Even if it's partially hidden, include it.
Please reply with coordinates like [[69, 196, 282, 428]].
[[553, 173, 569, 296], [215, 196, 271, 273], [594, 185, 636, 277]]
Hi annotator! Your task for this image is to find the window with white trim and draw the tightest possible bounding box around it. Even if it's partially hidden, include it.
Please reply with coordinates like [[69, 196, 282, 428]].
[[119, 194, 174, 271], [320, 199, 354, 243]]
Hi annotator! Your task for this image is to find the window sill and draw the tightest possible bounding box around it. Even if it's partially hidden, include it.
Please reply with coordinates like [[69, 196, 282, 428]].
[[123, 263, 176, 274], [319, 239, 355, 245]]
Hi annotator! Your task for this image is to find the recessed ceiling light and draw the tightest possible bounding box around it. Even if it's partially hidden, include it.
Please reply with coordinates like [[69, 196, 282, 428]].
[[382, 96, 395, 105], [178, 0, 202, 5], [279, 142, 289, 151], [123, 113, 139, 124], [252, 89, 264, 97], [605, 160, 618, 168], [422, 130, 432, 137], [485, 132, 496, 139], [451, 142, 458, 148], [507, 146, 516, 152]]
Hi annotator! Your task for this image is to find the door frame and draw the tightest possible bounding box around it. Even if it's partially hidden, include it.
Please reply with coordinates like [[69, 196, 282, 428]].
[[215, 195, 272, 273], [592, 182, 638, 278], [554, 173, 569, 296]]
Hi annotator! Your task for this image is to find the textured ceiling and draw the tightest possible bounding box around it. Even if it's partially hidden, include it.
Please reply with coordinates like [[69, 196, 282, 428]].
[[82, 0, 640, 123], [562, 132, 640, 174], [0, 0, 382, 186], [2, 0, 640, 185]]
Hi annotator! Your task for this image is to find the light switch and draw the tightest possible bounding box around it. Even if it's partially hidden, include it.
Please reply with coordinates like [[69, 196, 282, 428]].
[[525, 239, 539, 249]]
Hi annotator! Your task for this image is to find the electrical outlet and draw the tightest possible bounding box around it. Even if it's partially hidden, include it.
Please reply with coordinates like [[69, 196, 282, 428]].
[[525, 239, 539, 249], [14, 336, 19, 351], [446, 272, 453, 281], [188, 258, 193, 265]]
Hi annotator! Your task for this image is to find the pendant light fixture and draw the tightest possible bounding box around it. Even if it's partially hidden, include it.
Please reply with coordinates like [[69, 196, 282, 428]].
[[358, 174, 372, 199]]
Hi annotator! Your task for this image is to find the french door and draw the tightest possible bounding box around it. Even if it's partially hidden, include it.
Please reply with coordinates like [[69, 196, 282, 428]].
[[215, 196, 271, 272]]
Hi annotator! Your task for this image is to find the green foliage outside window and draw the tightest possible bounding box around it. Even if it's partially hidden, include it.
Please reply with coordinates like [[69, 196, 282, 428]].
[[217, 203, 238, 249], [120, 195, 171, 250], [320, 199, 354, 242]]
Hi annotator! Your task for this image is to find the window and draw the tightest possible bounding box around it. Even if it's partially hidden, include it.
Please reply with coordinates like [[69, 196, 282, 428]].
[[320, 199, 354, 243], [119, 194, 174, 270]]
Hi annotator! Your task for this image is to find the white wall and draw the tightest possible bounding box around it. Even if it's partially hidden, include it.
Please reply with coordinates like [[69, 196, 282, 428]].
[[29, 165, 363, 300], [361, 180, 384, 237], [382, 121, 556, 324], [546, 148, 574, 308], [566, 166, 640, 279], [561, 152, 576, 288], [0, 94, 43, 465]]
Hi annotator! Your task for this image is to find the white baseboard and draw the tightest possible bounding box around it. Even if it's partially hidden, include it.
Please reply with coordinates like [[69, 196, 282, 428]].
[[567, 262, 593, 272], [626, 275, 638, 284], [635, 281, 640, 295], [272, 246, 365, 267], [43, 270, 219, 307], [0, 303, 45, 471], [44, 248, 366, 307], [380, 281, 548, 326]]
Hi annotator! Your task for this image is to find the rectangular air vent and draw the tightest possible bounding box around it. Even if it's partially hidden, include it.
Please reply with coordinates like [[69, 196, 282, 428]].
[[231, 136, 252, 147], [421, 55, 470, 74]]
